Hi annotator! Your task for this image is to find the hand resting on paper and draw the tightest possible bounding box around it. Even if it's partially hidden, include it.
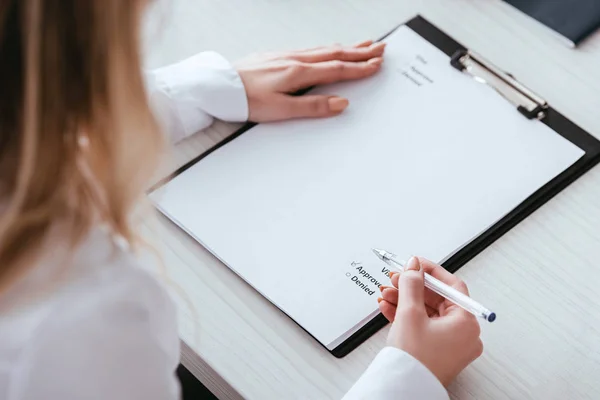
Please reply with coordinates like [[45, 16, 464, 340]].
[[378, 257, 483, 387], [234, 40, 385, 122]]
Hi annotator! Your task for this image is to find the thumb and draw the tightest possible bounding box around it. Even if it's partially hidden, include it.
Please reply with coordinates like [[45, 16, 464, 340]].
[[395, 257, 426, 318], [282, 95, 349, 119]]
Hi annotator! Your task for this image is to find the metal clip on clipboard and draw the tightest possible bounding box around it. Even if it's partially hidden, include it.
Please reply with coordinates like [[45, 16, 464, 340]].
[[450, 49, 548, 120]]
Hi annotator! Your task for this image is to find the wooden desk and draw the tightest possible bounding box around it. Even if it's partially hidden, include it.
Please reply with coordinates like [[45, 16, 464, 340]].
[[144, 0, 600, 398]]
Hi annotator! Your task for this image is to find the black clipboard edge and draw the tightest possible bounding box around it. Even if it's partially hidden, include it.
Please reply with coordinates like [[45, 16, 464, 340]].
[[331, 17, 600, 358], [332, 114, 600, 358], [442, 109, 600, 273], [149, 15, 600, 359]]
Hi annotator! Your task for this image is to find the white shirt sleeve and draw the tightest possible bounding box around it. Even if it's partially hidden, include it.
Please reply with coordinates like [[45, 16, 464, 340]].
[[146, 51, 249, 144], [11, 269, 181, 400], [343, 347, 449, 400]]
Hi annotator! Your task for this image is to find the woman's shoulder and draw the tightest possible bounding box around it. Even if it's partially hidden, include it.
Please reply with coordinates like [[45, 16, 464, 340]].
[[0, 228, 180, 399], [0, 227, 177, 347]]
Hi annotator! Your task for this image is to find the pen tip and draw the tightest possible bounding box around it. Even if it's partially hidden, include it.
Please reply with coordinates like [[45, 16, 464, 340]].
[[372, 248, 386, 260]]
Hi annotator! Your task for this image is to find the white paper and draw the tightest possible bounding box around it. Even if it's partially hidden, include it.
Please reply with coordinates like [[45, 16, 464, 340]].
[[151, 26, 584, 349]]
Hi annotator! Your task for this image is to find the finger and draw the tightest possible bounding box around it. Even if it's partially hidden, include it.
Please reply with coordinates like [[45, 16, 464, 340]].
[[390, 259, 469, 310], [380, 286, 398, 305], [294, 58, 383, 89], [395, 257, 427, 320], [291, 42, 385, 63], [390, 271, 400, 287], [420, 258, 467, 291], [419, 257, 470, 310], [378, 299, 396, 322], [426, 305, 439, 318], [288, 43, 344, 56], [385, 277, 440, 317], [392, 272, 444, 317], [472, 338, 484, 360], [440, 298, 477, 319], [278, 95, 349, 119], [294, 40, 373, 55], [354, 40, 373, 48]]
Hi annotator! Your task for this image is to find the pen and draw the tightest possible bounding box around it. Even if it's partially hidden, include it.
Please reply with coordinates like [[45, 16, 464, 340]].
[[372, 249, 496, 323]]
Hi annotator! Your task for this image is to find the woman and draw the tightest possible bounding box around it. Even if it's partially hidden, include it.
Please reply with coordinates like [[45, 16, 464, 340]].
[[0, 1, 482, 399]]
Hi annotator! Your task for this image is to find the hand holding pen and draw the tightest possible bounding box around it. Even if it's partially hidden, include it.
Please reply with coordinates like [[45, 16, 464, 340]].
[[376, 255, 485, 387], [373, 249, 496, 322]]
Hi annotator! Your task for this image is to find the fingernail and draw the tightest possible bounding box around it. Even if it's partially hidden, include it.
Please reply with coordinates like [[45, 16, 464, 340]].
[[328, 97, 349, 112], [377, 297, 383, 303], [367, 57, 383, 66], [379, 285, 391, 292], [370, 42, 386, 50], [404, 256, 421, 272], [389, 271, 398, 280]]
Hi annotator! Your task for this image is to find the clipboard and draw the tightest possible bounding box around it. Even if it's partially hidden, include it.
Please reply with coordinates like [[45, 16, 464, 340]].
[[331, 15, 600, 357], [152, 16, 600, 358]]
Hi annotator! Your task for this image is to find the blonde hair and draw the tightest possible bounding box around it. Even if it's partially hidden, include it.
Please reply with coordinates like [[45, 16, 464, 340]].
[[0, 1, 165, 291]]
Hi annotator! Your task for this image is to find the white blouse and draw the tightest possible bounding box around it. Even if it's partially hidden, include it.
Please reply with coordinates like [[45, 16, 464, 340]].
[[0, 52, 448, 400]]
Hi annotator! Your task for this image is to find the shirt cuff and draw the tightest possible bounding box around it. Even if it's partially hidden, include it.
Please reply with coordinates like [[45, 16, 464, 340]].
[[150, 51, 249, 136], [343, 347, 449, 400]]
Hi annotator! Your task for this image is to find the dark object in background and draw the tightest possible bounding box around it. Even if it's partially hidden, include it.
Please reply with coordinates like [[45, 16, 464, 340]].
[[504, 0, 600, 47], [177, 364, 217, 400]]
